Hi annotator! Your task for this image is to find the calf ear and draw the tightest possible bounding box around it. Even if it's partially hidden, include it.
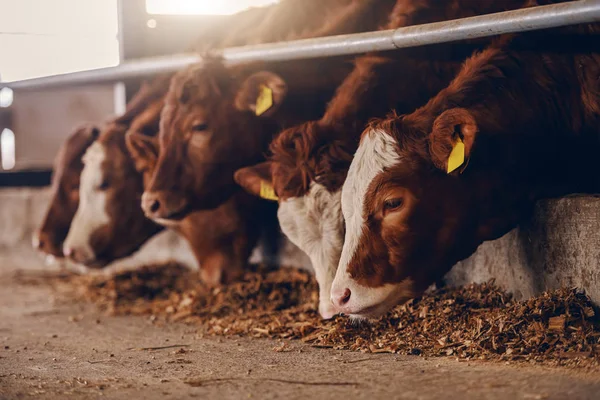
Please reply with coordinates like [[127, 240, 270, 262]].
[[234, 162, 278, 201], [87, 125, 101, 140], [75, 124, 100, 140], [234, 72, 287, 117], [125, 131, 159, 174], [428, 108, 477, 174]]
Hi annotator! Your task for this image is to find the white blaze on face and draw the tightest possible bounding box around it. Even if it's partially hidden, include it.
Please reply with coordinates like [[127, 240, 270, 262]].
[[277, 183, 343, 319], [63, 142, 110, 263], [331, 129, 401, 316]]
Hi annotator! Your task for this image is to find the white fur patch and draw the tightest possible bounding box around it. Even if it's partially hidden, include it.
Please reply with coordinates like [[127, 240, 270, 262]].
[[331, 129, 401, 315], [277, 183, 343, 319], [63, 142, 110, 263]]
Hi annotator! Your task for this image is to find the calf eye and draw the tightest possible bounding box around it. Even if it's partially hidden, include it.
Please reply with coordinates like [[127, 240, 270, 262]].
[[192, 123, 208, 132], [383, 198, 403, 212], [98, 179, 110, 190]]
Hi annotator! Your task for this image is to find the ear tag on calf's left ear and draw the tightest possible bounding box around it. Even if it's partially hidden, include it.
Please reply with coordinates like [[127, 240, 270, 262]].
[[255, 85, 273, 116], [447, 137, 465, 174], [259, 180, 278, 201]]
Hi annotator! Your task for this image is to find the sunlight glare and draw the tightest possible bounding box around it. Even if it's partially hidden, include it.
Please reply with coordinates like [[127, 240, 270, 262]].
[[1, 128, 16, 170], [146, 0, 279, 15]]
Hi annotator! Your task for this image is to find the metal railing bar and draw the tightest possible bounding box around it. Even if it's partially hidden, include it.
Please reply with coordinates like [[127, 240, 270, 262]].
[[4, 0, 600, 90]]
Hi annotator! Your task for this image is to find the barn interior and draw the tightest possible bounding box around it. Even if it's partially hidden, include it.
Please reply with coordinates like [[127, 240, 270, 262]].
[[1, 1, 600, 399]]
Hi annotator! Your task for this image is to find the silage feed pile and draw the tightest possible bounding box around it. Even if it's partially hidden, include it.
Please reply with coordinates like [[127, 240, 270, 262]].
[[54, 263, 600, 368]]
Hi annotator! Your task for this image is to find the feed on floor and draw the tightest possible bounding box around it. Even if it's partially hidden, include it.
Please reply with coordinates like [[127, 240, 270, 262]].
[[40, 263, 600, 369]]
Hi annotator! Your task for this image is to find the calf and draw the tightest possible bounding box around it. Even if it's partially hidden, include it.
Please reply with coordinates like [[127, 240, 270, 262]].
[[331, 24, 600, 319], [142, 56, 355, 218], [61, 79, 171, 267], [235, 0, 525, 318], [127, 126, 265, 285], [62, 121, 163, 267], [33, 124, 99, 259]]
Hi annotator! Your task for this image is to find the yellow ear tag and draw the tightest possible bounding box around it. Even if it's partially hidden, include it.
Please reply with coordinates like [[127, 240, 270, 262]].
[[259, 180, 278, 201], [255, 85, 273, 116], [446, 137, 465, 174]]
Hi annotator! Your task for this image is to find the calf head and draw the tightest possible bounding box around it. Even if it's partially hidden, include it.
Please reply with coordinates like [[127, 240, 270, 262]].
[[63, 122, 162, 267], [331, 109, 535, 319], [143, 58, 288, 220], [235, 122, 354, 319], [128, 116, 260, 287], [34, 124, 99, 259]]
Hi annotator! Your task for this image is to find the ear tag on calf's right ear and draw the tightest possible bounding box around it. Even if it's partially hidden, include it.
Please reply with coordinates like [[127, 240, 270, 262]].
[[259, 180, 278, 201], [255, 85, 273, 116], [447, 137, 465, 174]]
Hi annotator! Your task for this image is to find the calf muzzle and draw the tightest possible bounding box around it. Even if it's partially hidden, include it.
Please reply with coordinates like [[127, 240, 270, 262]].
[[141, 191, 189, 221]]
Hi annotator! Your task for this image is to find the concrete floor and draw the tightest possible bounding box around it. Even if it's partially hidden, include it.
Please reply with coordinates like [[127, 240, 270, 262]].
[[2, 265, 600, 400]]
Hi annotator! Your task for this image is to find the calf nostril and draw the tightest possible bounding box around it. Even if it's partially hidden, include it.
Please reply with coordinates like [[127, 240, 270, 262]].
[[63, 247, 73, 258], [37, 239, 45, 250], [339, 288, 351, 305], [150, 199, 160, 213], [32, 235, 41, 249], [332, 288, 352, 308]]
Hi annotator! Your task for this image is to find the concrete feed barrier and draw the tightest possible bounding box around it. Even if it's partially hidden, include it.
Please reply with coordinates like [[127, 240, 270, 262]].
[[448, 195, 600, 304], [0, 188, 597, 304]]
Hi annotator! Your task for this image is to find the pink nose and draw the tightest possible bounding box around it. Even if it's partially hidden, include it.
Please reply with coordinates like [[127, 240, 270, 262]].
[[331, 288, 351, 308], [63, 247, 73, 257], [141, 192, 163, 217], [63, 247, 86, 263]]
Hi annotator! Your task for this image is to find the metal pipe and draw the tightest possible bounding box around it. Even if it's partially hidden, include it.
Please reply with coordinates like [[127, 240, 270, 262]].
[[5, 0, 600, 90]]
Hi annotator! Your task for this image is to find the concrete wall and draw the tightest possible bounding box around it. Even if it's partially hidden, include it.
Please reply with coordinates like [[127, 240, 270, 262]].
[[11, 85, 118, 171], [446, 196, 600, 304], [0, 188, 597, 304]]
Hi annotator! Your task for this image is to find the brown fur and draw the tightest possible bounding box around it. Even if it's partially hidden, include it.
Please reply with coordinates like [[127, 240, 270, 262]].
[[348, 21, 600, 297], [35, 74, 174, 259], [197, 0, 397, 50]]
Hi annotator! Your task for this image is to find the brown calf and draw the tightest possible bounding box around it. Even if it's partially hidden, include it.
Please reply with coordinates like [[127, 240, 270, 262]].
[[235, 0, 526, 318], [332, 22, 600, 319], [127, 128, 265, 285], [60, 78, 173, 266], [33, 124, 99, 258], [35, 75, 171, 264], [143, 55, 355, 218], [62, 120, 163, 267]]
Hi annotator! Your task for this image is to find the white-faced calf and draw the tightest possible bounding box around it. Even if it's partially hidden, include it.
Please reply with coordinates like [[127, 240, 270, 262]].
[[62, 121, 163, 267], [332, 26, 600, 319]]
